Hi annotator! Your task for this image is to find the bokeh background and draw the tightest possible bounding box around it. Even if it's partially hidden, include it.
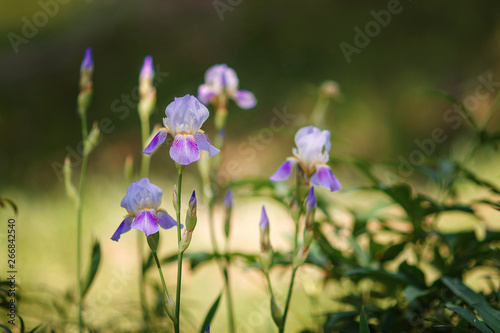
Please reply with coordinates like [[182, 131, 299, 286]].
[[2, 0, 500, 331]]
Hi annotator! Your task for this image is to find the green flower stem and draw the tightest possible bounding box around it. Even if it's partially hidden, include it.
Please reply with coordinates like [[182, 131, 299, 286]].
[[280, 176, 306, 333], [175, 169, 183, 333], [152, 250, 176, 324], [138, 114, 152, 331], [280, 267, 298, 333], [77, 110, 88, 333], [223, 240, 236, 333]]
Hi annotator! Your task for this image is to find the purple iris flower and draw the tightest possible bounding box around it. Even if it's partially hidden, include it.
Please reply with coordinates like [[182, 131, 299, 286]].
[[111, 178, 177, 241], [198, 64, 256, 109], [81, 48, 93, 72], [270, 126, 341, 192], [143, 95, 220, 165], [140, 56, 154, 82]]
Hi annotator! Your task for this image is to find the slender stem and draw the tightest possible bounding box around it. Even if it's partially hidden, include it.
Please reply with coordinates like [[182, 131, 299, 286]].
[[76, 112, 88, 333], [265, 272, 275, 300], [152, 251, 172, 300], [138, 114, 151, 331], [139, 115, 151, 179], [223, 242, 235, 333], [280, 267, 298, 333], [175, 170, 183, 333], [208, 200, 220, 254]]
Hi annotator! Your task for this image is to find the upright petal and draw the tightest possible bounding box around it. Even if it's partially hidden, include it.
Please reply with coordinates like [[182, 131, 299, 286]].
[[310, 164, 341, 192], [195, 133, 220, 157], [157, 209, 177, 229], [233, 90, 257, 109], [170, 134, 200, 165], [111, 216, 134, 241], [131, 209, 159, 236], [164, 95, 209, 134], [143, 128, 168, 155], [270, 158, 297, 182], [198, 84, 217, 104]]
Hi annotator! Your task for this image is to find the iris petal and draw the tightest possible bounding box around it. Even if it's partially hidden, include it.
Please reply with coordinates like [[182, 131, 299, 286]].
[[310, 164, 341, 192], [157, 209, 177, 229], [234, 90, 257, 109], [143, 129, 168, 155], [198, 84, 217, 104], [270, 158, 297, 182], [111, 216, 134, 242], [195, 133, 220, 157], [170, 134, 200, 165], [131, 209, 159, 236]]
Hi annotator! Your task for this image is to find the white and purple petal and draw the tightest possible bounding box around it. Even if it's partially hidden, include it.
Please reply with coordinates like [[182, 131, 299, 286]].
[[143, 128, 168, 156], [164, 95, 209, 134], [170, 134, 200, 165], [131, 209, 159, 236], [233, 90, 257, 109], [195, 133, 220, 157], [111, 216, 134, 242], [310, 164, 341, 192], [270, 158, 297, 182], [198, 84, 217, 105], [157, 209, 177, 229]]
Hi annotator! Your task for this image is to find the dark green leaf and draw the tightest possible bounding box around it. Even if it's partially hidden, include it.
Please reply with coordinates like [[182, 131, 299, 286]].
[[323, 311, 358, 332], [0, 325, 13, 333], [446, 304, 493, 333], [473, 303, 500, 332], [399, 262, 426, 289], [441, 277, 487, 306], [199, 292, 222, 333], [82, 239, 101, 297], [359, 307, 370, 333], [380, 242, 406, 263], [0, 198, 18, 215]]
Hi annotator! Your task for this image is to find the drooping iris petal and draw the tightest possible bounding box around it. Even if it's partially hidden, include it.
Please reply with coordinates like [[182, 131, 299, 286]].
[[195, 133, 220, 157], [131, 209, 159, 236], [234, 90, 257, 109], [170, 134, 200, 165], [270, 158, 297, 182], [157, 209, 177, 229], [310, 164, 341, 192], [143, 129, 168, 156], [198, 84, 217, 105], [111, 216, 134, 241]]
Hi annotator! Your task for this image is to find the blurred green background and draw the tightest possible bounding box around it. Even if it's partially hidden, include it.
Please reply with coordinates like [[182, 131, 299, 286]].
[[2, 0, 500, 190], [2, 1, 500, 331]]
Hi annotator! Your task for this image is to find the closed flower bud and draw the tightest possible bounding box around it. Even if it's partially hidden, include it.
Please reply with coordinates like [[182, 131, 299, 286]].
[[319, 80, 340, 99], [293, 245, 309, 269], [84, 122, 100, 155], [259, 206, 274, 272], [164, 294, 177, 324], [78, 48, 93, 115], [63, 157, 78, 203], [138, 56, 156, 119], [178, 230, 193, 253], [304, 187, 316, 232], [223, 189, 233, 238], [185, 191, 197, 232]]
